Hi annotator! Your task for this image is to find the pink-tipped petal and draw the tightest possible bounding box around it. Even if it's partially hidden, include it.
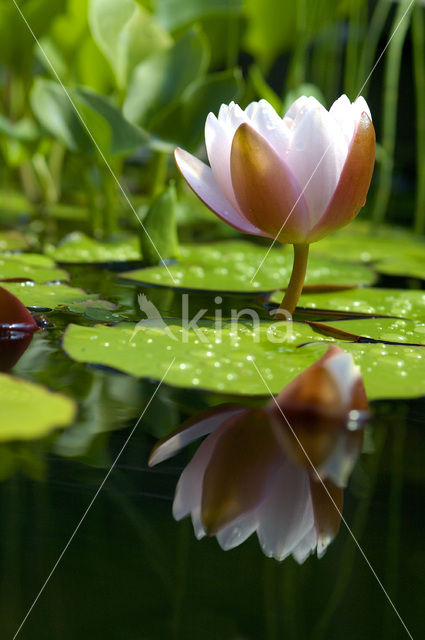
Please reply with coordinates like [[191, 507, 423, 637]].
[[174, 147, 270, 236], [230, 123, 310, 243], [306, 111, 376, 242], [148, 403, 244, 466], [284, 98, 349, 226]]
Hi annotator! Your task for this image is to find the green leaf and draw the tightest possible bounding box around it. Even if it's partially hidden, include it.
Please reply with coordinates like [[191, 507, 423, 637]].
[[89, 0, 171, 89], [0, 373, 76, 441], [0, 115, 39, 141], [0, 282, 105, 310], [30, 79, 148, 156], [124, 27, 209, 129], [63, 321, 328, 394], [150, 69, 243, 149], [46, 232, 141, 263], [140, 183, 179, 266], [376, 252, 425, 280], [278, 288, 425, 322], [154, 0, 242, 31], [62, 321, 425, 400], [312, 317, 425, 345], [0, 253, 69, 283], [120, 240, 376, 292]]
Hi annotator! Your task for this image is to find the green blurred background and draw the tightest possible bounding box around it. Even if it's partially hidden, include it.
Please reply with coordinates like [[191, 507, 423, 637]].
[[0, 0, 423, 244]]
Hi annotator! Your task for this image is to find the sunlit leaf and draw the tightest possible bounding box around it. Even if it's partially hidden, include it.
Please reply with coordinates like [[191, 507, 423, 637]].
[[0, 373, 76, 441], [120, 240, 376, 292], [62, 321, 425, 399], [0, 253, 69, 283], [124, 27, 209, 129], [46, 232, 141, 263], [89, 0, 171, 88], [0, 282, 105, 310]]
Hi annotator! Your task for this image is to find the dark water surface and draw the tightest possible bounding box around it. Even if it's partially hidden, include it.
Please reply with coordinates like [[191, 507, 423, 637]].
[[1, 265, 424, 640]]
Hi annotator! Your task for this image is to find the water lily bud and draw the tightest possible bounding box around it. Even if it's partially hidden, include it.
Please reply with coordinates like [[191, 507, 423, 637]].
[[148, 347, 368, 562], [175, 95, 375, 244]]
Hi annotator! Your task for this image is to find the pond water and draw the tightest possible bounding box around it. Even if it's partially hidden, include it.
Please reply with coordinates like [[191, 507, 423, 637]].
[[2, 260, 424, 640]]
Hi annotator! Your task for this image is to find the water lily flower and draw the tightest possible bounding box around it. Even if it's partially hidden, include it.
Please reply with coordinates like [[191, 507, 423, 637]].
[[149, 346, 368, 562], [175, 95, 375, 314]]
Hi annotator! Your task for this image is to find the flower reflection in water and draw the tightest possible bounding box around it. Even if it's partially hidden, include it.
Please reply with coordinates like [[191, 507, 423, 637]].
[[149, 346, 369, 562]]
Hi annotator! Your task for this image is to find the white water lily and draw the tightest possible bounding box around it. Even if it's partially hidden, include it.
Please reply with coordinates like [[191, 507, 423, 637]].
[[175, 95, 375, 315], [149, 346, 368, 562]]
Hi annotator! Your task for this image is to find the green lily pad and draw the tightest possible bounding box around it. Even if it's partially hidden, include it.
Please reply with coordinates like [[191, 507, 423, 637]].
[[1, 373, 76, 441], [0, 231, 29, 251], [311, 317, 425, 345], [375, 252, 425, 280], [120, 240, 375, 291], [62, 321, 425, 400], [0, 282, 103, 310], [0, 253, 69, 283], [270, 288, 425, 321], [311, 221, 425, 264], [62, 321, 328, 394], [46, 232, 141, 263]]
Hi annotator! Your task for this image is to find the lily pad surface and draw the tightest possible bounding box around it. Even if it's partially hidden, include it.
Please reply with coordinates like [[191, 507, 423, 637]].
[[270, 288, 425, 321], [375, 252, 425, 280], [62, 321, 425, 400], [1, 282, 106, 310], [311, 221, 425, 264], [46, 232, 141, 263], [311, 317, 425, 345], [0, 253, 69, 283], [0, 373, 76, 441], [120, 240, 375, 291]]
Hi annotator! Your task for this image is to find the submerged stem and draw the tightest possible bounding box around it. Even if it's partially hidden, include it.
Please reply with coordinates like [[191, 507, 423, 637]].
[[279, 244, 309, 316]]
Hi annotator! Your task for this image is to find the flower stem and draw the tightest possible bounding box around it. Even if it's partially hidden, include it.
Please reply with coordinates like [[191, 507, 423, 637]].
[[279, 243, 309, 316]]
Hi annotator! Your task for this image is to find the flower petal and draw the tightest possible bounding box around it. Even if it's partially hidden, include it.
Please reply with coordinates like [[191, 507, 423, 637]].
[[307, 111, 376, 242], [148, 403, 244, 466], [216, 510, 259, 550], [174, 147, 270, 236], [256, 459, 315, 561], [172, 423, 225, 522], [310, 477, 343, 554], [284, 97, 349, 226], [201, 409, 281, 535], [230, 123, 310, 243]]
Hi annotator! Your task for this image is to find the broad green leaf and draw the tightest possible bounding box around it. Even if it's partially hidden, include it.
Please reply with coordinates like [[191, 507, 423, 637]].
[[46, 232, 141, 263], [140, 183, 179, 266], [1, 281, 104, 310], [0, 373, 76, 441], [154, 0, 242, 31], [63, 321, 328, 394], [120, 240, 376, 292], [30, 79, 148, 156], [0, 253, 69, 283], [62, 321, 425, 400], [151, 69, 243, 149], [276, 288, 425, 322], [76, 87, 149, 155], [312, 317, 425, 345], [89, 0, 171, 89], [311, 221, 425, 264], [0, 231, 29, 251], [30, 78, 93, 153], [376, 252, 425, 280], [124, 27, 209, 129]]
